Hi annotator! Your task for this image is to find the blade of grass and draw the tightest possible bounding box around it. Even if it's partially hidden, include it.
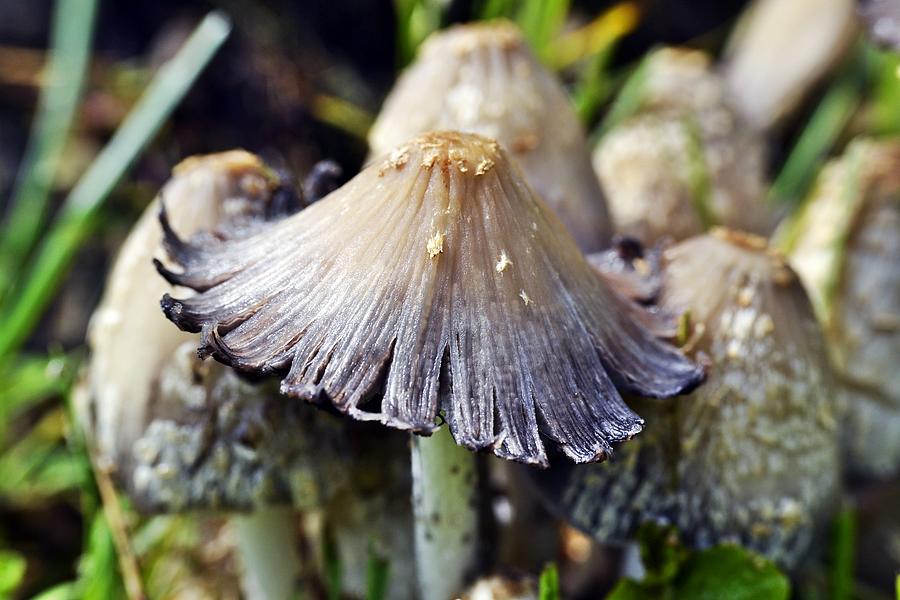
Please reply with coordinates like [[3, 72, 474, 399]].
[[0, 0, 98, 301], [477, 0, 516, 20], [594, 53, 651, 140], [830, 508, 855, 600], [393, 0, 445, 68], [549, 2, 640, 70], [365, 542, 390, 600], [538, 562, 560, 600], [565, 4, 642, 124], [769, 58, 862, 208], [517, 0, 571, 62], [0, 11, 231, 363]]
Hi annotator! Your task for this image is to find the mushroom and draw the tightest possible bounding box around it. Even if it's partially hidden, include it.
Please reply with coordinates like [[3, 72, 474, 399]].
[[157, 131, 703, 598], [531, 229, 841, 569], [78, 151, 414, 600], [785, 138, 900, 478], [368, 21, 613, 252], [723, 0, 857, 130], [593, 48, 772, 245]]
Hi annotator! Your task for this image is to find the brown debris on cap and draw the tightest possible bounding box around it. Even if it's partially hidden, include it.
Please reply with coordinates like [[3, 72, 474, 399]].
[[532, 230, 840, 568], [159, 131, 703, 467], [369, 21, 613, 253]]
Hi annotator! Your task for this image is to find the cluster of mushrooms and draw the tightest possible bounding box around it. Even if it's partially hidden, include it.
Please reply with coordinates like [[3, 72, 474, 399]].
[[77, 6, 897, 600]]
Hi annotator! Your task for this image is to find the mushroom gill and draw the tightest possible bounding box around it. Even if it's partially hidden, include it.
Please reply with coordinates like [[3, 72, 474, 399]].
[[532, 229, 840, 568], [368, 21, 612, 252], [158, 131, 703, 467]]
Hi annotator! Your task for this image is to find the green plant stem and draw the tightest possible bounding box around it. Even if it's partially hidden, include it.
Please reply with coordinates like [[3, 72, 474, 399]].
[[769, 61, 862, 207], [411, 426, 478, 600], [0, 12, 231, 363], [0, 0, 98, 300]]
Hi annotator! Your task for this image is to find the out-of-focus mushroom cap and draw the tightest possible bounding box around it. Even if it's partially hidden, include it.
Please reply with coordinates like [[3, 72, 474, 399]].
[[81, 151, 282, 464], [369, 21, 612, 252], [724, 0, 858, 129], [593, 49, 771, 245], [787, 138, 900, 477], [533, 229, 840, 568], [159, 131, 703, 467], [127, 342, 354, 512], [858, 0, 900, 50]]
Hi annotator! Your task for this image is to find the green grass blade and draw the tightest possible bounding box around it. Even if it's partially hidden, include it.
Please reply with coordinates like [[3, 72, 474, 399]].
[[769, 61, 862, 208], [518, 0, 571, 61], [365, 543, 390, 600], [595, 53, 651, 139], [0, 0, 98, 300], [830, 508, 856, 600], [393, 0, 444, 68], [539, 562, 561, 600], [0, 11, 231, 362]]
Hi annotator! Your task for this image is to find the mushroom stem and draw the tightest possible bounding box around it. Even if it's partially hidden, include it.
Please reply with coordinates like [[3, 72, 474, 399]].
[[233, 507, 301, 600], [411, 426, 479, 600], [620, 542, 645, 579]]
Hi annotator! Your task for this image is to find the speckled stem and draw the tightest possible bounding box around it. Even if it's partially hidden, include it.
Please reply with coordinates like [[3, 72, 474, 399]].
[[411, 426, 479, 600], [233, 507, 301, 600]]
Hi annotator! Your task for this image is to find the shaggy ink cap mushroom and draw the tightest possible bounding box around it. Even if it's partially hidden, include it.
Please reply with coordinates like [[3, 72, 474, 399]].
[[79, 151, 416, 599], [594, 48, 772, 245], [369, 21, 613, 253], [532, 228, 841, 569], [158, 131, 704, 467], [787, 138, 900, 478], [81, 150, 294, 467]]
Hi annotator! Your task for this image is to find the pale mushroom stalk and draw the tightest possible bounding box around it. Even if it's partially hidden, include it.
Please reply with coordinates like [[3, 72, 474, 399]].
[[233, 508, 302, 600], [411, 426, 479, 600]]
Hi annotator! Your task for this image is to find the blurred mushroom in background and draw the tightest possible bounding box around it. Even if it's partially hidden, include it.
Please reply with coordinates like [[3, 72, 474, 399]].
[[593, 48, 772, 245], [784, 137, 900, 480], [76, 152, 414, 600], [368, 21, 613, 252], [857, 0, 900, 50], [723, 0, 858, 131], [157, 131, 703, 599], [531, 229, 841, 570]]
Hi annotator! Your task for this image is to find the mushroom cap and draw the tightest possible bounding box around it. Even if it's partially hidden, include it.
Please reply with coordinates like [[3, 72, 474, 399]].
[[369, 21, 612, 253], [81, 151, 284, 463], [79, 151, 413, 513], [532, 229, 840, 568], [159, 131, 703, 467], [787, 138, 900, 477], [724, 0, 857, 130], [593, 48, 772, 245]]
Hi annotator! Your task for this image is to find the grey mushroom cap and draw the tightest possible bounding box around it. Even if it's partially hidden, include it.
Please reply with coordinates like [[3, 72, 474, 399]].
[[593, 48, 772, 245], [78, 151, 408, 513], [369, 20, 613, 253], [787, 138, 900, 478], [78, 151, 292, 466], [531, 229, 841, 569], [158, 131, 703, 467]]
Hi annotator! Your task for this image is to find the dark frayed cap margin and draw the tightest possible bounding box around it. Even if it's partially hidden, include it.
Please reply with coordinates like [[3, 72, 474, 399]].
[[157, 131, 703, 467]]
